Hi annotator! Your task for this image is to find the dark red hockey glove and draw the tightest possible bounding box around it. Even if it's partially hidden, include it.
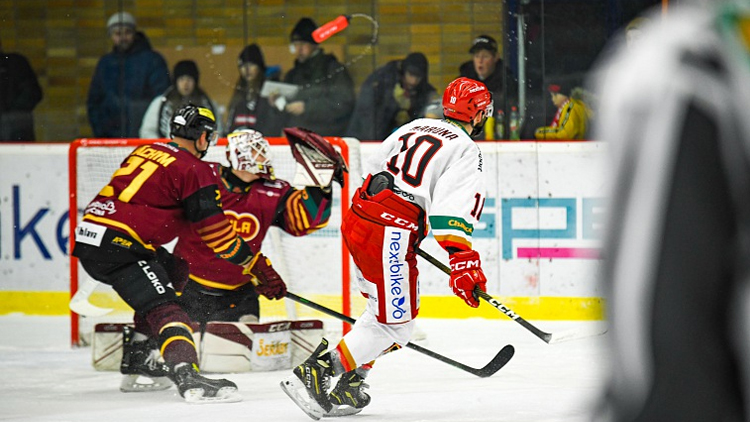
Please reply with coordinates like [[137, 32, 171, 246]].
[[448, 250, 487, 308], [243, 253, 287, 300]]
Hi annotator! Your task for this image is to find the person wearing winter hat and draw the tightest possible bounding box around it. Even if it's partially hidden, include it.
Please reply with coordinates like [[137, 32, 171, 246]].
[[458, 34, 517, 140], [87, 11, 169, 137], [140, 60, 219, 139], [347, 52, 438, 141], [274, 17, 355, 136], [533, 81, 590, 140], [225, 44, 283, 136]]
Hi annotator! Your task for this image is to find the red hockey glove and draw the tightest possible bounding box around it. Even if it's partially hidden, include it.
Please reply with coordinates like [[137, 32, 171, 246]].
[[448, 250, 487, 308], [243, 253, 287, 300]]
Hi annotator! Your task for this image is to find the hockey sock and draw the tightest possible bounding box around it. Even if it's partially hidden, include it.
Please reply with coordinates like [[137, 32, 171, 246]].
[[329, 347, 348, 375], [146, 302, 199, 365], [355, 361, 374, 379]]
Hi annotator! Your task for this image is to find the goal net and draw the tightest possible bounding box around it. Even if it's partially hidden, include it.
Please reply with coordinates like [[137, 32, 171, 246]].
[[68, 136, 361, 347]]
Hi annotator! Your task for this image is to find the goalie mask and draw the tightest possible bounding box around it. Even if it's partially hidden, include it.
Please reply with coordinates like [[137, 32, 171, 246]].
[[226, 129, 275, 179]]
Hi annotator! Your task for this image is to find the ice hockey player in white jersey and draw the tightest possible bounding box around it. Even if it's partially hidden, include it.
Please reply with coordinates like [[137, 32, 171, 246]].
[[281, 76, 493, 419]]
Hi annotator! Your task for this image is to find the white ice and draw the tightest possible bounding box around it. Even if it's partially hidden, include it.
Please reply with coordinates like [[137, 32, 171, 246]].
[[0, 316, 608, 422]]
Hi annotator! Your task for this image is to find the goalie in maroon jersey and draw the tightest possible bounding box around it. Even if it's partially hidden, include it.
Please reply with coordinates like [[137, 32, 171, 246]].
[[172, 126, 344, 324], [71, 104, 280, 404]]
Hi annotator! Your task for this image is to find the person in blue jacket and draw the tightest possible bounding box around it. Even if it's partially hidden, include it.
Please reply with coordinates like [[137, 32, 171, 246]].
[[87, 12, 169, 138]]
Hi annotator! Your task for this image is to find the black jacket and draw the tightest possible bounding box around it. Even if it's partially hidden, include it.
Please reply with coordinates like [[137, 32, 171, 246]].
[[0, 52, 42, 141], [282, 49, 355, 136], [347, 60, 436, 141]]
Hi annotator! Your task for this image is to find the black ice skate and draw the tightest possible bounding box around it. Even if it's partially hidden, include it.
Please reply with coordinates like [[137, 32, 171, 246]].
[[119, 326, 172, 392], [328, 370, 370, 415], [281, 338, 334, 420], [168, 362, 241, 404]]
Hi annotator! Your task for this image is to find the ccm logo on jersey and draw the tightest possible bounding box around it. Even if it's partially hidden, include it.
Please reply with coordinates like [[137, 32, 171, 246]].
[[380, 212, 418, 232], [451, 259, 480, 272]]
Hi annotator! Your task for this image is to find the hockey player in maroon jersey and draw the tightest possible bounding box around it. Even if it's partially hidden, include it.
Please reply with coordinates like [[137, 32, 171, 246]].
[[173, 127, 338, 323], [72, 104, 280, 404], [281, 77, 493, 418]]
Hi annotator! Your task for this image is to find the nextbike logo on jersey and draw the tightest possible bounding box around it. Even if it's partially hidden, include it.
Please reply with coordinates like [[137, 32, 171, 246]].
[[384, 227, 410, 322], [380, 212, 418, 232], [224, 210, 260, 241]]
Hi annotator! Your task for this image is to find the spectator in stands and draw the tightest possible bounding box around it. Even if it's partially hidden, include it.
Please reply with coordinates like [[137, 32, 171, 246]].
[[140, 60, 219, 139], [225, 44, 283, 136], [534, 82, 590, 140], [459, 35, 517, 140], [274, 17, 355, 136], [347, 52, 437, 141], [87, 12, 169, 138], [0, 36, 43, 141]]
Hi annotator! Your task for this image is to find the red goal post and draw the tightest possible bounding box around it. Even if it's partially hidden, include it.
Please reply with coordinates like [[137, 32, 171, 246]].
[[68, 137, 358, 347]]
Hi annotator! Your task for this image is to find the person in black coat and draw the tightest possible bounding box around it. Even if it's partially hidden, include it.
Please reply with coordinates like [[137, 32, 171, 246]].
[[0, 37, 42, 141], [347, 52, 437, 141], [275, 18, 355, 136], [225, 44, 284, 137], [459, 35, 517, 139]]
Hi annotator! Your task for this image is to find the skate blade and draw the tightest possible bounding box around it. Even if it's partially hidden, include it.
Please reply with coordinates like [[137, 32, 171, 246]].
[[324, 404, 363, 417], [183, 386, 242, 404], [280, 376, 325, 420], [120, 375, 173, 393]]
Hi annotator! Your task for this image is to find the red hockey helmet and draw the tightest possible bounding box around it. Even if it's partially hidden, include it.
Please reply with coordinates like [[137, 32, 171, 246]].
[[442, 77, 493, 123]]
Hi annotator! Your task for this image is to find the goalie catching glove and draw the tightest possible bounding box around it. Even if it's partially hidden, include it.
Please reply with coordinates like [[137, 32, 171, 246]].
[[285, 127, 348, 188], [449, 250, 487, 308], [242, 253, 287, 300]]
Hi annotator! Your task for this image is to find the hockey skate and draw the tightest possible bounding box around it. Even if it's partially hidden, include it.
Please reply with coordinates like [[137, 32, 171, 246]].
[[327, 370, 370, 417], [281, 338, 334, 420], [119, 326, 172, 392], [168, 362, 241, 404]]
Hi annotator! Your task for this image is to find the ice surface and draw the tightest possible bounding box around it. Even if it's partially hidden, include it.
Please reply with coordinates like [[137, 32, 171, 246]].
[[0, 316, 608, 422]]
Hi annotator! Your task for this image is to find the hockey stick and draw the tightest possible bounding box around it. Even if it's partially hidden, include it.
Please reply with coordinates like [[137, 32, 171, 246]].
[[285, 292, 514, 378], [69, 277, 114, 317], [415, 247, 606, 344]]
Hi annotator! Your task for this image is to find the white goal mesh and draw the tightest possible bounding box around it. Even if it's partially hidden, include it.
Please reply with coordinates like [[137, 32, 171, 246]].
[[68, 137, 361, 346]]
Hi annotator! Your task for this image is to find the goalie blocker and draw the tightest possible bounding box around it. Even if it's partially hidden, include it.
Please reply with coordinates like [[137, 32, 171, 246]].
[[92, 320, 324, 373]]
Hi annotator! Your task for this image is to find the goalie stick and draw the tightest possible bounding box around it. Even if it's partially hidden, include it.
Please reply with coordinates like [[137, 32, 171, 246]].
[[415, 247, 607, 344], [285, 292, 514, 378], [69, 277, 114, 317]]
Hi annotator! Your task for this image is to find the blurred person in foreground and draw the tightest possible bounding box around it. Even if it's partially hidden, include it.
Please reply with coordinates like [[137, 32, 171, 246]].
[[593, 1, 750, 420]]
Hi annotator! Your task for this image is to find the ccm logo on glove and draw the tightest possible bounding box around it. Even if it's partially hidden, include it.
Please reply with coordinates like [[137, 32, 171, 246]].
[[450, 258, 481, 272], [448, 250, 487, 308]]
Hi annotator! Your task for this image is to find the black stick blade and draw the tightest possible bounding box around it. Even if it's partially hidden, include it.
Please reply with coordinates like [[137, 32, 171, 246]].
[[474, 344, 515, 378]]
